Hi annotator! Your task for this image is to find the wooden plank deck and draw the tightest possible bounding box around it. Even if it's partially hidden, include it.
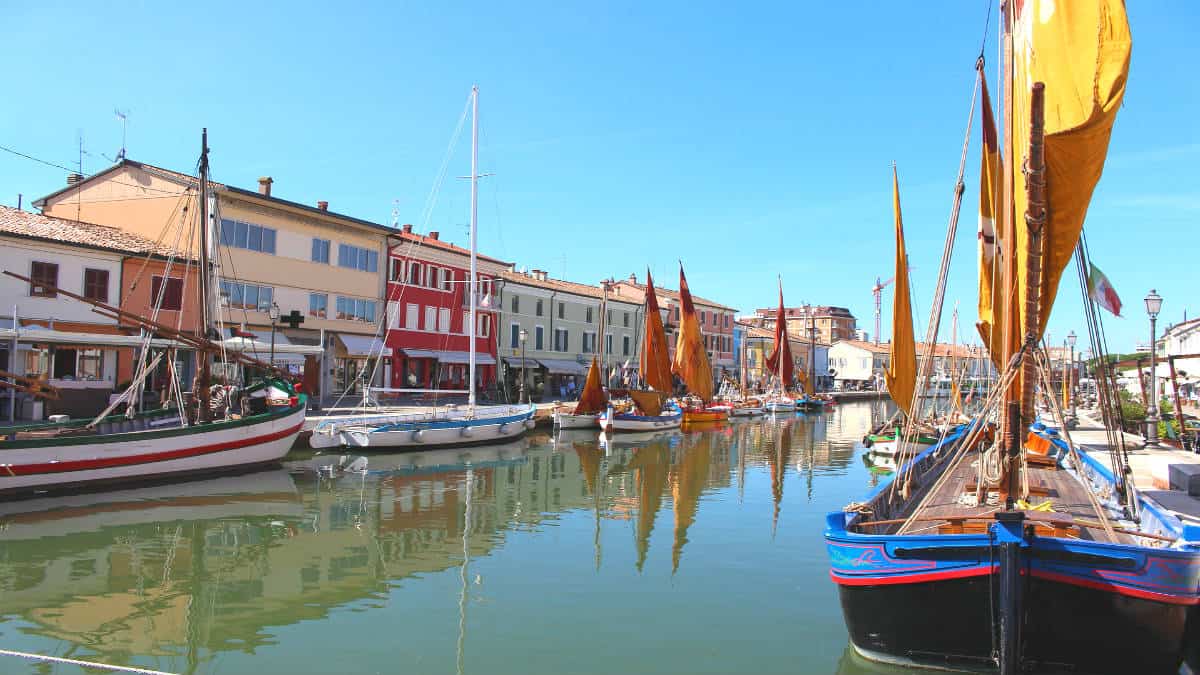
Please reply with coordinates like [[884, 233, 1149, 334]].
[[898, 449, 1132, 544]]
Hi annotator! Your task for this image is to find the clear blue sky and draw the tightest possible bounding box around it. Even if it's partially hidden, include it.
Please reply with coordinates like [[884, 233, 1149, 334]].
[[2, 1, 1196, 354]]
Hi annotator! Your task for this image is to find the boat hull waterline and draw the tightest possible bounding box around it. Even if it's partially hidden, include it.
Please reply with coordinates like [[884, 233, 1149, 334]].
[[552, 412, 601, 429], [600, 408, 683, 433], [309, 405, 536, 449]]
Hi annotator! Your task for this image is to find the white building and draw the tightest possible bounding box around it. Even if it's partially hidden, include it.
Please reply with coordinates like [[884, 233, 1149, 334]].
[[828, 340, 891, 389]]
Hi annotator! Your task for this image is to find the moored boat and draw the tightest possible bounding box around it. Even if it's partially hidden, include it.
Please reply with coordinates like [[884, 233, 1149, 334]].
[[553, 356, 608, 429]]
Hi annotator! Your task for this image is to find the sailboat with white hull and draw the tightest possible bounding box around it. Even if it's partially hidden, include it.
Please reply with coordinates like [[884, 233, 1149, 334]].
[[309, 86, 534, 451], [826, 4, 1199, 674], [0, 130, 306, 498]]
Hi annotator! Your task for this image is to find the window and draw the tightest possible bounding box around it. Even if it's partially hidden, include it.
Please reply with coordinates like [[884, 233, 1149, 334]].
[[536, 299, 543, 316], [535, 326, 544, 350], [623, 312, 630, 328], [510, 323, 520, 349], [337, 243, 378, 272], [77, 348, 103, 381], [511, 295, 519, 313], [154, 276, 185, 311], [607, 309, 613, 326], [623, 335, 631, 356], [582, 332, 596, 354], [408, 262, 422, 285], [442, 270, 453, 291], [406, 303, 419, 328], [674, 307, 680, 321], [219, 280, 272, 312], [558, 302, 564, 319], [312, 238, 331, 263], [220, 219, 276, 254], [605, 333, 613, 354], [586, 307, 593, 324], [439, 308, 450, 333], [390, 258, 403, 281], [83, 268, 109, 302], [478, 314, 491, 338], [334, 296, 375, 322], [554, 328, 569, 352], [428, 266, 440, 289], [425, 306, 437, 331], [700, 311, 706, 326], [29, 261, 58, 297], [309, 293, 328, 318]]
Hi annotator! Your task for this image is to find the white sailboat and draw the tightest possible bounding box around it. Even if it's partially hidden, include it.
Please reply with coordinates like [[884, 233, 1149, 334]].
[[310, 86, 535, 450]]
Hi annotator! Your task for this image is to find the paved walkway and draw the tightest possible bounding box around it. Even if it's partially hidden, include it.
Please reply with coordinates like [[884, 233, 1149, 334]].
[[1072, 407, 1200, 524]]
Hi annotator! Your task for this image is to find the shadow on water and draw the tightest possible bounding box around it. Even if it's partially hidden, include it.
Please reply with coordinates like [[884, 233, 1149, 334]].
[[0, 400, 930, 675]]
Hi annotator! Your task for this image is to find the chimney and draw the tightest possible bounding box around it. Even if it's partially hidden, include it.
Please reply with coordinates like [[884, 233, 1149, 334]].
[[628, 272, 637, 284], [67, 173, 83, 186], [257, 176, 273, 196], [317, 200, 328, 211], [401, 223, 413, 234], [536, 270, 548, 281], [429, 231, 439, 240]]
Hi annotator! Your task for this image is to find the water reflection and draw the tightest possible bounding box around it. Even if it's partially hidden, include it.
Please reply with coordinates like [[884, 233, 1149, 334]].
[[0, 401, 913, 675]]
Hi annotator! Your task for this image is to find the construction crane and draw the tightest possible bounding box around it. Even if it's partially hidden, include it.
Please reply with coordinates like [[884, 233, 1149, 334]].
[[872, 276, 894, 345]]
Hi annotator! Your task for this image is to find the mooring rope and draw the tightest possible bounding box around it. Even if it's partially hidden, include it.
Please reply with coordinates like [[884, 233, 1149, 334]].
[[0, 649, 179, 675]]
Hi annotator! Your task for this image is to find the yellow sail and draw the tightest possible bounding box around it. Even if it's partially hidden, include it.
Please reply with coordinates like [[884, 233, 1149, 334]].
[[670, 435, 712, 573], [885, 167, 917, 418], [975, 69, 1008, 370], [672, 265, 714, 403], [1011, 0, 1131, 342]]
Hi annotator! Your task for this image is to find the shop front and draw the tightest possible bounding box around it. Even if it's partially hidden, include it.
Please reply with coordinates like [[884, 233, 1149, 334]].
[[502, 356, 543, 403], [538, 358, 589, 401], [332, 333, 390, 400]]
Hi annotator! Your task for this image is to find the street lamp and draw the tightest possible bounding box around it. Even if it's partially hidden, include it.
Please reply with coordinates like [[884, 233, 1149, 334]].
[[1066, 330, 1077, 422], [268, 302, 281, 367], [1144, 289, 1163, 446], [518, 328, 528, 404]]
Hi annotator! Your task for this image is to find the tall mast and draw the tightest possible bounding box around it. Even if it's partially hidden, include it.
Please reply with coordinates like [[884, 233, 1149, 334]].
[[197, 128, 212, 422], [808, 306, 816, 395], [468, 86, 479, 410]]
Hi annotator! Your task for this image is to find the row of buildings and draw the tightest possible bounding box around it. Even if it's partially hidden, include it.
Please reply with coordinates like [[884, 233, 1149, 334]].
[[2, 158, 992, 419]]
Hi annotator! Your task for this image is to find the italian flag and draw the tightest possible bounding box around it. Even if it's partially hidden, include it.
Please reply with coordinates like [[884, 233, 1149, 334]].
[[1087, 263, 1122, 317]]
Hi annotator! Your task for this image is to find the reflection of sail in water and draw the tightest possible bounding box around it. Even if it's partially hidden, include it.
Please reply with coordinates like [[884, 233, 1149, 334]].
[[767, 419, 793, 537], [457, 467, 473, 675], [573, 442, 604, 571], [628, 445, 671, 572], [670, 434, 712, 573]]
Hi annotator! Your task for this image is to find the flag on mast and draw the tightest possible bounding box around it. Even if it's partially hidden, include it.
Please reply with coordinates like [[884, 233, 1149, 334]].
[[1087, 262, 1122, 317]]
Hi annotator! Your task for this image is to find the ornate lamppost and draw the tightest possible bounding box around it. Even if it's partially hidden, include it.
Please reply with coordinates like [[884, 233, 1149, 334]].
[[1144, 289, 1163, 446]]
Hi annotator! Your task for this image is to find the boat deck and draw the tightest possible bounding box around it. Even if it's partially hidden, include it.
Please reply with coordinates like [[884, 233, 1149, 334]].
[[899, 449, 1133, 545]]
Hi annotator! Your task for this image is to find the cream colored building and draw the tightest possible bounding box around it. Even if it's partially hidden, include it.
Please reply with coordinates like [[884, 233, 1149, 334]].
[[35, 160, 394, 402]]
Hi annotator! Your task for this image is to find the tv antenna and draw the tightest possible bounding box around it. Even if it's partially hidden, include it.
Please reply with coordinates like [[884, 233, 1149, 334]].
[[104, 109, 129, 163]]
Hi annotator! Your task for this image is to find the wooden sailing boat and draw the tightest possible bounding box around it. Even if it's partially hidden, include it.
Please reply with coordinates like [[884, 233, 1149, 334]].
[[309, 86, 535, 450], [827, 4, 1198, 674], [552, 357, 606, 428], [763, 279, 797, 414], [601, 270, 682, 432], [0, 130, 306, 498], [673, 265, 727, 424]]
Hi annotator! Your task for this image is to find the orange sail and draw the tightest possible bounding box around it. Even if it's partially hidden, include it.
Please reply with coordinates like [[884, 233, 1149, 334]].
[[573, 357, 608, 415], [764, 280, 794, 388], [672, 265, 714, 403], [640, 270, 673, 393], [633, 445, 670, 572], [671, 435, 712, 573], [885, 167, 917, 418], [628, 389, 666, 417]]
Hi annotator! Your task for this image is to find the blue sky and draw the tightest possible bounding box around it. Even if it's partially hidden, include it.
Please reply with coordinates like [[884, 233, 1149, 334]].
[[2, 1, 1196, 353]]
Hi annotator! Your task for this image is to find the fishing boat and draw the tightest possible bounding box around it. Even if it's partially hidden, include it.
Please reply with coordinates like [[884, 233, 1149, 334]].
[[826, 5, 1199, 673], [761, 279, 799, 415], [0, 131, 306, 499], [602, 270, 682, 433], [553, 357, 606, 429], [309, 86, 534, 450], [729, 399, 764, 417], [673, 265, 727, 425]]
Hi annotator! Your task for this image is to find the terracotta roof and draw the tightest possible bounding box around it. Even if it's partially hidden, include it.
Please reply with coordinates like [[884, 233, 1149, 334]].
[[916, 342, 985, 358], [0, 205, 187, 258], [742, 325, 822, 344], [498, 271, 639, 303], [610, 279, 737, 312], [832, 339, 893, 354], [392, 231, 511, 267]]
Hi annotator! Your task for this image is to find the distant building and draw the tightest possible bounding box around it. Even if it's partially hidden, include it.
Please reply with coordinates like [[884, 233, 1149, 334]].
[[854, 328, 869, 342], [740, 324, 830, 391], [749, 305, 856, 345], [828, 340, 891, 389]]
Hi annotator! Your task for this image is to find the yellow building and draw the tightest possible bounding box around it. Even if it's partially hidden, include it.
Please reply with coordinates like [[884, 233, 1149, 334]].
[[35, 160, 394, 402], [739, 324, 828, 391]]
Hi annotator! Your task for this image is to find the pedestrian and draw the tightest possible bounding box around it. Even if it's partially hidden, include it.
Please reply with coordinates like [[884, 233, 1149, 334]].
[[568, 377, 577, 400]]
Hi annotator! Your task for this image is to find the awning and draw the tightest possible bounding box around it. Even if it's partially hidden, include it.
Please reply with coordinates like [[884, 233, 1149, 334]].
[[503, 357, 541, 369], [538, 358, 589, 375], [220, 336, 323, 365], [335, 333, 392, 358], [402, 348, 495, 365], [0, 326, 190, 349]]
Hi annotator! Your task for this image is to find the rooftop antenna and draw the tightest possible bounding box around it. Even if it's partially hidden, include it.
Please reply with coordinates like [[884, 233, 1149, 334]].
[[391, 198, 400, 228], [104, 109, 129, 163]]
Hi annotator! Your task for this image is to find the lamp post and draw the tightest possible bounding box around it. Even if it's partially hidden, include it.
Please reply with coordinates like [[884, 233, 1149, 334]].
[[518, 328, 528, 404], [268, 302, 280, 367], [1144, 289, 1163, 446], [1066, 330, 1077, 424]]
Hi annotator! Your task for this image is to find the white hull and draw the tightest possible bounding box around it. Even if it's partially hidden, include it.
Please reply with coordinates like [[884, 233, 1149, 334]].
[[309, 404, 536, 450], [868, 438, 935, 458], [730, 406, 764, 417], [553, 411, 601, 429], [0, 405, 306, 496], [599, 407, 683, 432], [765, 400, 796, 413]]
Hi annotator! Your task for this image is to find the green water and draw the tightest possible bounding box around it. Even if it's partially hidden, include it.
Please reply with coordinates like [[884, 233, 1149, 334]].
[[0, 400, 936, 675]]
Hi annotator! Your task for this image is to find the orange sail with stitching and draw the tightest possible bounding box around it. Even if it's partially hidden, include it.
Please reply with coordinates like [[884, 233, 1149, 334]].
[[573, 357, 608, 415], [672, 265, 714, 403], [640, 270, 673, 393]]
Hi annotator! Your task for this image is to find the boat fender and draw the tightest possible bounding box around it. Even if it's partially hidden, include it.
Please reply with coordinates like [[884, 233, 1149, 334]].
[[524, 418, 536, 430], [862, 436, 873, 448], [497, 422, 507, 434], [461, 425, 474, 438], [411, 429, 423, 442]]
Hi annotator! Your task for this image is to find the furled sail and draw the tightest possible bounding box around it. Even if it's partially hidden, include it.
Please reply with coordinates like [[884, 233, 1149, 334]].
[[573, 357, 608, 415], [885, 167, 917, 418], [764, 281, 795, 389], [975, 69, 1009, 369], [640, 269, 673, 393], [1010, 0, 1131, 341], [672, 265, 714, 403]]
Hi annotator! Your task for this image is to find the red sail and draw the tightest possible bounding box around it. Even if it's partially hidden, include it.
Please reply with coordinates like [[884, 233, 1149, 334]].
[[763, 283, 794, 387], [573, 357, 608, 415], [640, 270, 673, 393]]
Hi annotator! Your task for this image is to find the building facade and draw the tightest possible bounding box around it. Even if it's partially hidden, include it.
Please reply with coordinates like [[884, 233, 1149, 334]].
[[750, 305, 857, 345], [35, 160, 395, 403], [828, 340, 891, 390], [741, 325, 830, 392], [384, 224, 509, 395], [497, 270, 642, 401]]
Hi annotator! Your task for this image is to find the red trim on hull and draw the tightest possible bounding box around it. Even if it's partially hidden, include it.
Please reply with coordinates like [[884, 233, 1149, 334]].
[[1030, 569, 1200, 606], [3, 422, 303, 476], [830, 565, 995, 586]]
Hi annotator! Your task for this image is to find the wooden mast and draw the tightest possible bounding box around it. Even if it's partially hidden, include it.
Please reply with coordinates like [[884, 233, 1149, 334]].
[[1020, 83, 1047, 431], [197, 129, 213, 422], [998, 1, 1016, 447]]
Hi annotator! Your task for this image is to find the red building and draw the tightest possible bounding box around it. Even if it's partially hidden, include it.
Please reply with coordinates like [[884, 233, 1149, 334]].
[[385, 224, 512, 394]]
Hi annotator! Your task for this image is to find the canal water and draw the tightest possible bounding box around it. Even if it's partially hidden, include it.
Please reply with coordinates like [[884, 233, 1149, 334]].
[[0, 400, 939, 675]]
